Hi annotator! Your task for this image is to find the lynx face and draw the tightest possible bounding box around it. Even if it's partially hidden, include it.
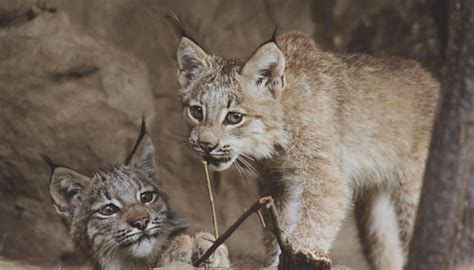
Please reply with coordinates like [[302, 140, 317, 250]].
[[177, 37, 290, 171], [75, 167, 180, 259], [48, 124, 186, 267]]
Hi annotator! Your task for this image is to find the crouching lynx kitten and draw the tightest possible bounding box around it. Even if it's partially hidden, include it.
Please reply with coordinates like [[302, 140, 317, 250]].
[[46, 121, 229, 269], [174, 26, 439, 269]]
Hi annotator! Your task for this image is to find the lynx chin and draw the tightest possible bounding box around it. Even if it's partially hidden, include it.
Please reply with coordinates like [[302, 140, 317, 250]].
[[175, 27, 439, 269], [46, 121, 229, 270]]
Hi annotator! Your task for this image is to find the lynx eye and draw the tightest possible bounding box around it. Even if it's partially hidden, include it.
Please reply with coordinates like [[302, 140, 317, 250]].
[[225, 112, 244, 125], [98, 204, 119, 216], [140, 191, 155, 203], [189, 105, 203, 121]]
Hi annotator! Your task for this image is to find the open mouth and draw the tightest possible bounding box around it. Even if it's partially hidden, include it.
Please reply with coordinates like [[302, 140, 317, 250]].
[[203, 155, 232, 166], [202, 155, 236, 171]]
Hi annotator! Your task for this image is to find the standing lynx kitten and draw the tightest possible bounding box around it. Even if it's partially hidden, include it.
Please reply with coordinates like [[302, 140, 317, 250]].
[[174, 26, 439, 269], [47, 121, 229, 269]]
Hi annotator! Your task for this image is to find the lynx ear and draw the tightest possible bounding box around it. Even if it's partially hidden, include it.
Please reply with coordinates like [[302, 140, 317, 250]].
[[125, 119, 157, 180], [177, 37, 209, 88], [49, 167, 90, 219], [241, 42, 286, 99]]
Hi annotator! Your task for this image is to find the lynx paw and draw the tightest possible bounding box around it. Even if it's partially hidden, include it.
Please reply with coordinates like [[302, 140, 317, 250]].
[[193, 232, 230, 268], [310, 251, 332, 269], [159, 234, 194, 266], [279, 246, 332, 270]]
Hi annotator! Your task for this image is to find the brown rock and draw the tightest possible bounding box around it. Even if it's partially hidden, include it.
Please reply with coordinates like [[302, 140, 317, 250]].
[[0, 10, 153, 266], [0, 0, 38, 26]]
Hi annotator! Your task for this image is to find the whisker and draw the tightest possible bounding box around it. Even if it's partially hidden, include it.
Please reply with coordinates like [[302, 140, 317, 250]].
[[95, 238, 117, 261], [102, 241, 118, 260], [238, 157, 263, 181], [240, 153, 256, 161], [233, 160, 250, 184], [236, 158, 261, 182]]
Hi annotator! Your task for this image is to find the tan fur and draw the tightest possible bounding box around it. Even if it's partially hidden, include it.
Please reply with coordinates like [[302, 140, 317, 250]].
[[160, 232, 230, 268], [176, 31, 439, 269], [47, 125, 229, 269]]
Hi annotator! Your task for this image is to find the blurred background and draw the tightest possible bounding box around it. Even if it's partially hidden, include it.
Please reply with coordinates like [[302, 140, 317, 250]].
[[0, 0, 446, 268]]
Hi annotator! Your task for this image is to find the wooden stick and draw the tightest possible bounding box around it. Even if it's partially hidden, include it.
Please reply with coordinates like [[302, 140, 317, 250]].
[[244, 207, 266, 228], [193, 196, 273, 267], [257, 209, 267, 228], [193, 196, 331, 269], [266, 198, 287, 251], [202, 160, 218, 238]]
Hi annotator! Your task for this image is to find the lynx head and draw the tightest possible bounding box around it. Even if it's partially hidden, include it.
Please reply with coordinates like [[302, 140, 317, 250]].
[[175, 29, 290, 171], [47, 121, 186, 267]]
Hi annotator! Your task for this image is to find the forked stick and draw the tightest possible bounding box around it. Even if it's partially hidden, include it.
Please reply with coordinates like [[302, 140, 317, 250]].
[[193, 196, 273, 267], [202, 161, 219, 238], [193, 196, 332, 269]]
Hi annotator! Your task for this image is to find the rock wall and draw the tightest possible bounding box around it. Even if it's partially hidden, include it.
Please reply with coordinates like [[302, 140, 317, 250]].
[[0, 8, 154, 266], [0, 0, 442, 268]]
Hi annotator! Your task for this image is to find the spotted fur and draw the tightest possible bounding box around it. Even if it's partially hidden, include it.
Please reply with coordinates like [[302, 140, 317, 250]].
[[175, 30, 439, 270], [47, 124, 229, 269]]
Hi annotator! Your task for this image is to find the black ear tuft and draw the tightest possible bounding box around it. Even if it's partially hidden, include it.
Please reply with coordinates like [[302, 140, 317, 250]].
[[139, 115, 147, 136], [40, 153, 58, 172], [270, 25, 278, 43], [167, 11, 206, 53], [252, 25, 280, 55], [125, 116, 147, 165], [166, 11, 187, 38]]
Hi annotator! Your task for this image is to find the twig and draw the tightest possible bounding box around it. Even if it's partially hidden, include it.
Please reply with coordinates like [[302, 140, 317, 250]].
[[257, 209, 267, 228], [194, 196, 331, 269], [266, 198, 287, 251], [193, 196, 273, 267], [244, 207, 266, 228], [202, 160, 218, 238]]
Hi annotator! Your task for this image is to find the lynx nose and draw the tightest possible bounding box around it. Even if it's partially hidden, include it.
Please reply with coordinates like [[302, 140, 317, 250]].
[[130, 216, 150, 230], [199, 141, 217, 153]]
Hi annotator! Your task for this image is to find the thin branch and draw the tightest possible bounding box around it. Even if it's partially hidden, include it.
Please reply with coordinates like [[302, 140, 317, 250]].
[[193, 196, 331, 269], [266, 198, 287, 251], [202, 161, 218, 238], [243, 207, 266, 228], [193, 196, 273, 267], [257, 209, 267, 228]]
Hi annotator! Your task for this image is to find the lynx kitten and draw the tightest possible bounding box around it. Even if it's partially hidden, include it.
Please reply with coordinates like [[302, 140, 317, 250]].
[[46, 121, 230, 269], [175, 26, 439, 269]]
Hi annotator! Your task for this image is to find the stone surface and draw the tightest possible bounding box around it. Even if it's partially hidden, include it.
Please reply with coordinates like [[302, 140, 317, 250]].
[[0, 9, 154, 266], [0, 0, 38, 26]]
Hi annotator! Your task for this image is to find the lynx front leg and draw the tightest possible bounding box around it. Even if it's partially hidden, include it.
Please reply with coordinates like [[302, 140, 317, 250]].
[[262, 173, 306, 266], [264, 167, 351, 266], [291, 171, 351, 254]]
